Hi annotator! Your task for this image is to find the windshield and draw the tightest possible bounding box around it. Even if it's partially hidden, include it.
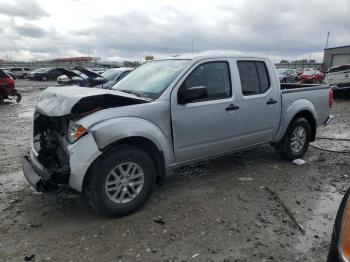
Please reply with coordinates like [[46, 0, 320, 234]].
[[112, 59, 190, 99], [102, 70, 122, 81]]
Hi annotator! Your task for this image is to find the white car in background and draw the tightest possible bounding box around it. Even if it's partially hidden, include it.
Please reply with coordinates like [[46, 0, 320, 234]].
[[9, 67, 31, 79], [326, 64, 350, 91]]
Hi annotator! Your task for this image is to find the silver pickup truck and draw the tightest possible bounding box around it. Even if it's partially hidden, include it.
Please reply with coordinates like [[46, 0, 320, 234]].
[[22, 56, 334, 217]]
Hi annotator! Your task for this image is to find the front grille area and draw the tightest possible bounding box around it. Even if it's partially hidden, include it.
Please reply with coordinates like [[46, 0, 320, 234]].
[[32, 111, 70, 183]]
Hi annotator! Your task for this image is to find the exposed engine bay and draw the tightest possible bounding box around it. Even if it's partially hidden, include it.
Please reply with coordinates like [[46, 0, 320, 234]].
[[33, 112, 71, 185]]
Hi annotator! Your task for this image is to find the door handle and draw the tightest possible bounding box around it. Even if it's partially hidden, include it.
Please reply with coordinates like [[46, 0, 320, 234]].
[[226, 104, 239, 111], [266, 98, 277, 105]]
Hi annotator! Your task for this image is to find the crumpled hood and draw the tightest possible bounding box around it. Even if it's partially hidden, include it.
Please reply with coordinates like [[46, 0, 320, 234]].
[[36, 86, 149, 116]]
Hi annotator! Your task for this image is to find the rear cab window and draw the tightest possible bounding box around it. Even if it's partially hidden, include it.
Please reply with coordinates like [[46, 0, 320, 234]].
[[237, 61, 271, 96]]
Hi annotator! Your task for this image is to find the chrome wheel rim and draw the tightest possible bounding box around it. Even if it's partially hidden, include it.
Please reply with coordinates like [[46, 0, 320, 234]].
[[105, 162, 144, 204], [291, 126, 306, 153]]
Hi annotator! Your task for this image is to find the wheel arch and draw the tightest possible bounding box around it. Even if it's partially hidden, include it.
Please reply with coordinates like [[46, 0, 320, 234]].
[[272, 99, 318, 143], [82, 136, 166, 194], [290, 110, 317, 141]]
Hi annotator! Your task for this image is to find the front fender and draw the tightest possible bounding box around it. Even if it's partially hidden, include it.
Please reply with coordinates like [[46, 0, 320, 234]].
[[88, 117, 174, 165], [272, 99, 317, 143]]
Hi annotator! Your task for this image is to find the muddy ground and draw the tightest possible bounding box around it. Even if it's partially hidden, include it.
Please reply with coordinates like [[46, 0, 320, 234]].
[[0, 80, 349, 262]]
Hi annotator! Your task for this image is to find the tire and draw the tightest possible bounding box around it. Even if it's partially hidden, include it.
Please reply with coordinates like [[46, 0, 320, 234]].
[[41, 76, 47, 81], [275, 118, 311, 161], [23, 73, 28, 79], [84, 145, 156, 217], [0, 93, 3, 104]]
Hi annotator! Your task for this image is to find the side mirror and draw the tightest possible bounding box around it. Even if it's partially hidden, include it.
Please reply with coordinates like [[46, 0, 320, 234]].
[[178, 86, 208, 104]]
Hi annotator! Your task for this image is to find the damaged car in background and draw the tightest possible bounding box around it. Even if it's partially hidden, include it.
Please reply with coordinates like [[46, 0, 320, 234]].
[[277, 68, 298, 83], [22, 56, 333, 217], [56, 67, 107, 87], [0, 69, 21, 103]]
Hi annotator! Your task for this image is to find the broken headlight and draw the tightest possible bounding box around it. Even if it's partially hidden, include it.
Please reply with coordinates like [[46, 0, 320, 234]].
[[67, 121, 87, 144]]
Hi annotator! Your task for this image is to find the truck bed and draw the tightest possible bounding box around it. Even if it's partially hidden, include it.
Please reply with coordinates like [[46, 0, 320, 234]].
[[281, 83, 329, 93]]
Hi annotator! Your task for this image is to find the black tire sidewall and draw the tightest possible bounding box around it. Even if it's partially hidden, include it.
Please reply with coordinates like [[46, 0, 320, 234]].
[[285, 118, 311, 159], [89, 145, 156, 217]]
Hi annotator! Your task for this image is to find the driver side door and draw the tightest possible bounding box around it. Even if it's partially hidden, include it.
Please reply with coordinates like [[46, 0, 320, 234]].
[[171, 60, 240, 162]]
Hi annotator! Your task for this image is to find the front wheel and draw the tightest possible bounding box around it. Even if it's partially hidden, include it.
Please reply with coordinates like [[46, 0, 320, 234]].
[[84, 145, 156, 217], [41, 76, 47, 81], [275, 118, 311, 161]]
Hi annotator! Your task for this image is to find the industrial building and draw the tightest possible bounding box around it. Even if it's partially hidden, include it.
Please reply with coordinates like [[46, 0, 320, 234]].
[[323, 45, 350, 69]]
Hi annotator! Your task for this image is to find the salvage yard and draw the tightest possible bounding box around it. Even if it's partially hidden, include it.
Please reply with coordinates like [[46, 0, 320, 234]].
[[0, 80, 350, 262]]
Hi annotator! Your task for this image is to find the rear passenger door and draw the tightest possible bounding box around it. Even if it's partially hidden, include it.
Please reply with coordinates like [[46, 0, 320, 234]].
[[232, 60, 280, 146]]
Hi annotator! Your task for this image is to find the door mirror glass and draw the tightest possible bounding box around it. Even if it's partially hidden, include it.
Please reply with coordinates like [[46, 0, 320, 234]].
[[178, 86, 208, 104]]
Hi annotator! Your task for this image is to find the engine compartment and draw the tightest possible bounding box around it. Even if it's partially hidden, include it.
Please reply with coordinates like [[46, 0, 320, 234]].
[[33, 112, 70, 184]]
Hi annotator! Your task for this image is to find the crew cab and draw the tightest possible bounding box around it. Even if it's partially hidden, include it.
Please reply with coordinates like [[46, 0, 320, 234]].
[[22, 56, 333, 217]]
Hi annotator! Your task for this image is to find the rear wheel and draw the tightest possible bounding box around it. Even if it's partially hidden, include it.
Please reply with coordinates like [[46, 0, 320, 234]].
[[84, 145, 156, 217], [275, 118, 311, 161], [41, 76, 47, 81], [0, 93, 4, 104]]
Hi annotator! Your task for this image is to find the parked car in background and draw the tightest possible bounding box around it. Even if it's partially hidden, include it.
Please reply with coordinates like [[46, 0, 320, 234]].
[[99, 67, 133, 89], [57, 69, 88, 86], [29, 68, 63, 81], [299, 69, 324, 84], [89, 68, 106, 75], [296, 68, 305, 75], [9, 67, 31, 79], [74, 67, 108, 87], [277, 68, 298, 83], [22, 56, 333, 217], [0, 69, 21, 103], [326, 64, 350, 92], [328, 186, 350, 261]]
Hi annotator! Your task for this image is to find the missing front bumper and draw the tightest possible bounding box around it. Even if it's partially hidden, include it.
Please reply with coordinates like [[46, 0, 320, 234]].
[[22, 152, 70, 193]]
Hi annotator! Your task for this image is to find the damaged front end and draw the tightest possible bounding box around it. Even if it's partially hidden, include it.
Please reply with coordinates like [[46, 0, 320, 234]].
[[22, 85, 151, 193], [23, 112, 71, 193]]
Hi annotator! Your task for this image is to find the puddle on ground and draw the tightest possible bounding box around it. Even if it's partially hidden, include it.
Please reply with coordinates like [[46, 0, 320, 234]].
[[295, 188, 343, 253]]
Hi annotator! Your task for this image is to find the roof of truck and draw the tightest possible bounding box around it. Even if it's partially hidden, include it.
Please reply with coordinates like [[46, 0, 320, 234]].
[[154, 55, 269, 61]]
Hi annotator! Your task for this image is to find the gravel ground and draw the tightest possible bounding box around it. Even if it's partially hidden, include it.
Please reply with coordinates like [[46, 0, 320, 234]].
[[0, 80, 349, 262]]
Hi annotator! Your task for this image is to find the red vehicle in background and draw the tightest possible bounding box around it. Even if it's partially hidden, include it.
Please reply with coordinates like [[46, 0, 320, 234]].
[[298, 69, 324, 84], [0, 69, 21, 103]]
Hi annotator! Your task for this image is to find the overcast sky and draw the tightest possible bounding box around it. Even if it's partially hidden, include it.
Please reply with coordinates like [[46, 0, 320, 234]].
[[0, 0, 349, 62]]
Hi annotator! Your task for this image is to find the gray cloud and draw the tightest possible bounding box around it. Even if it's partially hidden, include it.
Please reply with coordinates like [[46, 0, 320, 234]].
[[13, 23, 47, 38], [0, 0, 349, 61], [0, 0, 49, 20]]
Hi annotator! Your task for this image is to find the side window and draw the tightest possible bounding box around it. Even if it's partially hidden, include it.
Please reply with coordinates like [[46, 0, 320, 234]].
[[237, 61, 270, 96], [256, 62, 270, 93], [182, 61, 231, 102]]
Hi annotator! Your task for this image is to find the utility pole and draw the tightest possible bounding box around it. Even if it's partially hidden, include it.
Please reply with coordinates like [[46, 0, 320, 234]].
[[325, 32, 330, 49], [191, 34, 194, 55]]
